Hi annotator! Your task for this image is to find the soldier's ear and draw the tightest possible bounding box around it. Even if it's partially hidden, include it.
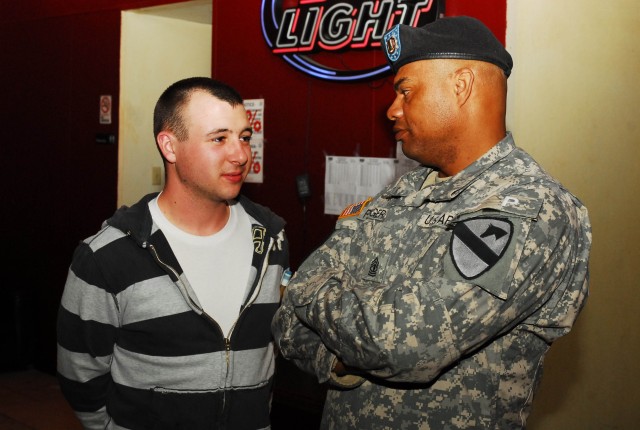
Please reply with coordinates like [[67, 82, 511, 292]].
[[454, 67, 474, 106], [157, 132, 177, 163]]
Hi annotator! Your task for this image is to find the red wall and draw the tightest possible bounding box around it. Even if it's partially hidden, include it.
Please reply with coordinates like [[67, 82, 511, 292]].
[[0, 0, 184, 372], [0, 0, 505, 372], [212, 0, 507, 269]]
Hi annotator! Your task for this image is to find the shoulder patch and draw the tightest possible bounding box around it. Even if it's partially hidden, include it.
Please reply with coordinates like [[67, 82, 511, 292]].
[[338, 198, 372, 219], [450, 217, 513, 279]]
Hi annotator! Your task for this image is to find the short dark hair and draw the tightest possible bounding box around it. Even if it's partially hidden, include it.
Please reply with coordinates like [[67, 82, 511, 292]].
[[153, 77, 244, 141]]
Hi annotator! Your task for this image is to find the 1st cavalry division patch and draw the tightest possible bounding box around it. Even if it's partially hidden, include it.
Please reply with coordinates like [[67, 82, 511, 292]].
[[451, 217, 513, 279]]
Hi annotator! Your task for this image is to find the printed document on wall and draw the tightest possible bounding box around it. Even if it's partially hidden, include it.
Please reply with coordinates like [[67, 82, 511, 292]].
[[324, 156, 397, 215]]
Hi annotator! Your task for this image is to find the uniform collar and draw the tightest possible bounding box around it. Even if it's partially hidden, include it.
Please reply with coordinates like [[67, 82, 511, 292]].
[[384, 133, 516, 206]]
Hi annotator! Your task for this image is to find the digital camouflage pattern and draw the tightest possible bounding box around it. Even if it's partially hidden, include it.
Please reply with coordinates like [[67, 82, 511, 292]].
[[272, 133, 591, 429]]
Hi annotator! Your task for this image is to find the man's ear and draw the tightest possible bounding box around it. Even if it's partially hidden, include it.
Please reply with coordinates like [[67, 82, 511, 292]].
[[157, 132, 177, 163], [454, 67, 474, 106]]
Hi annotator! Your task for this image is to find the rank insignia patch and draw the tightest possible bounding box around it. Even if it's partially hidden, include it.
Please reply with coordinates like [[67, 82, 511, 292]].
[[339, 198, 372, 219], [450, 218, 513, 279], [383, 25, 402, 62]]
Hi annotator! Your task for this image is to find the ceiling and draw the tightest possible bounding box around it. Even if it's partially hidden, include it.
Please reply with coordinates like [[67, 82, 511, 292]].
[[136, 0, 212, 25]]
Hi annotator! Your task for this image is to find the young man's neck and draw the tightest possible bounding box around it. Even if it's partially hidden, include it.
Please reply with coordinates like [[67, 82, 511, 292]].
[[157, 189, 231, 236]]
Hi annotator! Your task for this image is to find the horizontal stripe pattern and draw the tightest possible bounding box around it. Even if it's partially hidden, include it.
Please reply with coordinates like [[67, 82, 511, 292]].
[[116, 275, 192, 325], [57, 306, 117, 356], [75, 407, 109, 430], [233, 302, 279, 351], [85, 226, 124, 252], [118, 311, 224, 356], [60, 270, 119, 325], [107, 380, 273, 429], [111, 344, 225, 390], [228, 343, 275, 388], [57, 371, 112, 412], [57, 345, 111, 383], [73, 237, 169, 296], [57, 193, 288, 429], [110, 343, 275, 391], [107, 382, 217, 429]]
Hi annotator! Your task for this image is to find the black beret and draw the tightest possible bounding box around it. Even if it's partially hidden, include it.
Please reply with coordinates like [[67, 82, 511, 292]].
[[382, 16, 513, 77]]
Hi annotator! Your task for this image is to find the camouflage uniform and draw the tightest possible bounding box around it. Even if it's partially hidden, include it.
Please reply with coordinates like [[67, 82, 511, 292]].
[[272, 133, 591, 429]]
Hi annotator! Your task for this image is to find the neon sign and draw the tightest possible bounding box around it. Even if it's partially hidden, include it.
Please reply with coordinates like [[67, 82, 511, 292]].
[[261, 0, 443, 82]]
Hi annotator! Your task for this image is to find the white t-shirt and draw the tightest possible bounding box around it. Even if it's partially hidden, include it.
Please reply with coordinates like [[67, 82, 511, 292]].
[[149, 196, 253, 337]]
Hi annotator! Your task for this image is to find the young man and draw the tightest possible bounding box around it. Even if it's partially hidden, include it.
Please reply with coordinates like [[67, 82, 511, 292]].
[[273, 17, 591, 429], [57, 77, 288, 429]]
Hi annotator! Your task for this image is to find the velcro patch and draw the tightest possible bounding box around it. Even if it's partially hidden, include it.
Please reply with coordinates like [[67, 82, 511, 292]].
[[339, 198, 372, 219], [450, 218, 513, 279], [363, 207, 388, 221]]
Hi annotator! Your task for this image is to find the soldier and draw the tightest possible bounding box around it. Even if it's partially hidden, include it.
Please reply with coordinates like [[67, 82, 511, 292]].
[[272, 16, 591, 429]]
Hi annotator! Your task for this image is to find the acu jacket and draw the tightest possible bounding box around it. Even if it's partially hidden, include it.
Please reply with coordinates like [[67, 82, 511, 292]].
[[273, 134, 590, 429]]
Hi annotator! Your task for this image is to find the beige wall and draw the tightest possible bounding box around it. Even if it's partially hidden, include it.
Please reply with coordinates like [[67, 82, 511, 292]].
[[506, 1, 640, 428], [119, 3, 212, 207]]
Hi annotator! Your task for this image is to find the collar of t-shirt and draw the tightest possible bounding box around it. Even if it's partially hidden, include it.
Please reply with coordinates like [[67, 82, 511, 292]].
[[148, 195, 253, 337]]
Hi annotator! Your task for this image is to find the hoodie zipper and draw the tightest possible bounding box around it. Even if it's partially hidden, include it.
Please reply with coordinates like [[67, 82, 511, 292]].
[[215, 235, 274, 419], [145, 237, 274, 420], [146, 242, 230, 410], [225, 237, 274, 337]]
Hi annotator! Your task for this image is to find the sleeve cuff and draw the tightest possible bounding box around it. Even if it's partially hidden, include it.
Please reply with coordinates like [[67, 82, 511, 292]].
[[329, 372, 365, 389], [325, 356, 365, 389]]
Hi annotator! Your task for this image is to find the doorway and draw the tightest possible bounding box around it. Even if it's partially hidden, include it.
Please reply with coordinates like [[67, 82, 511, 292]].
[[118, 0, 212, 207]]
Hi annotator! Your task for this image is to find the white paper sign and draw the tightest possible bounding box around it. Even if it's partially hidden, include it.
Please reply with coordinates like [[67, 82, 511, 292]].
[[324, 156, 396, 215], [99, 95, 112, 124], [243, 99, 264, 183], [324, 145, 421, 215]]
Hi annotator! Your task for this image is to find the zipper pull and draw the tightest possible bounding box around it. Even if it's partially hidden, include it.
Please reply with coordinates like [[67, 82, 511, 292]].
[[225, 338, 231, 367]]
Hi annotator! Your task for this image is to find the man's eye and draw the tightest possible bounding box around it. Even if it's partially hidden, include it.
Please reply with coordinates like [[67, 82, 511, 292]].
[[241, 135, 252, 143], [212, 136, 225, 143]]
